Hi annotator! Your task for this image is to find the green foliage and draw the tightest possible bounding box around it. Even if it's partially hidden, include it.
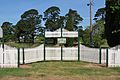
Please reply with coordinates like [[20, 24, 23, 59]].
[[57, 16, 65, 28], [83, 20, 107, 47], [35, 36, 44, 43], [65, 9, 83, 31], [15, 9, 42, 43], [1, 22, 14, 42], [94, 8, 105, 21], [82, 28, 90, 46], [105, 0, 120, 47], [82, 6, 108, 48], [1, 6, 84, 47], [44, 6, 61, 31], [65, 9, 83, 47], [92, 20, 106, 47]]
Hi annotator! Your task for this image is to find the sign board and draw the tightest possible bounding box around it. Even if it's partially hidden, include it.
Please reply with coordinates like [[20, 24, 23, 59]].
[[62, 32, 78, 37], [45, 31, 78, 38], [57, 38, 66, 44], [0, 27, 3, 38], [45, 32, 61, 37]]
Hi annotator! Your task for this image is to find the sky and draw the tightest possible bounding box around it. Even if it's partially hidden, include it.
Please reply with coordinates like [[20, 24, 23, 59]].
[[0, 0, 105, 28]]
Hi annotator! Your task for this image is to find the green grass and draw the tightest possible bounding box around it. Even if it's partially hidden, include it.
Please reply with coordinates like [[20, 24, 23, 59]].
[[0, 62, 120, 76], [0, 68, 31, 77], [29, 61, 119, 76], [0, 61, 120, 78]]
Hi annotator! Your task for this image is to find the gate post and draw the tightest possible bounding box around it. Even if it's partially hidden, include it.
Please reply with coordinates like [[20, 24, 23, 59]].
[[99, 48, 102, 64], [106, 48, 108, 67], [61, 45, 63, 61], [78, 29, 80, 61], [22, 48, 25, 64]]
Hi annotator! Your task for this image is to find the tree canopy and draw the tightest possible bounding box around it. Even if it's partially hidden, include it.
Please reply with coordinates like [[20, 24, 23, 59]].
[[105, 0, 120, 47], [1, 22, 14, 42], [65, 9, 83, 31], [44, 6, 61, 31], [15, 9, 42, 43], [82, 7, 107, 48], [94, 7, 105, 21]]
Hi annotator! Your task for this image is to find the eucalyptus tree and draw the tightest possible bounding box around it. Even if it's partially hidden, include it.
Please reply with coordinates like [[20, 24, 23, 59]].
[[91, 7, 106, 47], [65, 9, 83, 31], [65, 9, 83, 47], [43, 6, 61, 31], [83, 7, 106, 47], [15, 9, 42, 43], [57, 16, 65, 28], [92, 21, 107, 47], [1, 22, 14, 42], [105, 0, 120, 47], [15, 20, 28, 43]]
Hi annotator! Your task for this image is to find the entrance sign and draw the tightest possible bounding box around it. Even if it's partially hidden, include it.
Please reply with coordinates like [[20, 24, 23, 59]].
[[45, 32, 61, 37], [44, 28, 80, 61], [62, 32, 78, 37], [45, 31, 78, 38], [57, 38, 66, 44], [0, 27, 3, 38]]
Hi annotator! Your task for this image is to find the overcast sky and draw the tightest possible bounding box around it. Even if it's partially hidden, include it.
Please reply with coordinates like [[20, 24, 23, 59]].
[[0, 0, 105, 28]]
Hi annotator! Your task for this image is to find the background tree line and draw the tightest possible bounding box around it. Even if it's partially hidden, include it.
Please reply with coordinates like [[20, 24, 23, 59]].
[[1, 6, 84, 47], [83, 0, 120, 47], [1, 2, 119, 47], [82, 7, 106, 48]]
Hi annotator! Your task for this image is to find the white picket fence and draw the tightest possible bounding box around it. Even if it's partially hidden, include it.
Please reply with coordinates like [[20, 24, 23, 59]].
[[0, 45, 18, 68], [63, 47, 78, 60], [80, 45, 107, 64], [20, 44, 44, 64], [46, 47, 61, 60], [17, 44, 106, 64], [0, 44, 120, 68], [108, 46, 120, 67]]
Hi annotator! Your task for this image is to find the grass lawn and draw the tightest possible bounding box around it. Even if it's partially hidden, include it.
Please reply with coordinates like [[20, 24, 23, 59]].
[[0, 61, 120, 80]]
